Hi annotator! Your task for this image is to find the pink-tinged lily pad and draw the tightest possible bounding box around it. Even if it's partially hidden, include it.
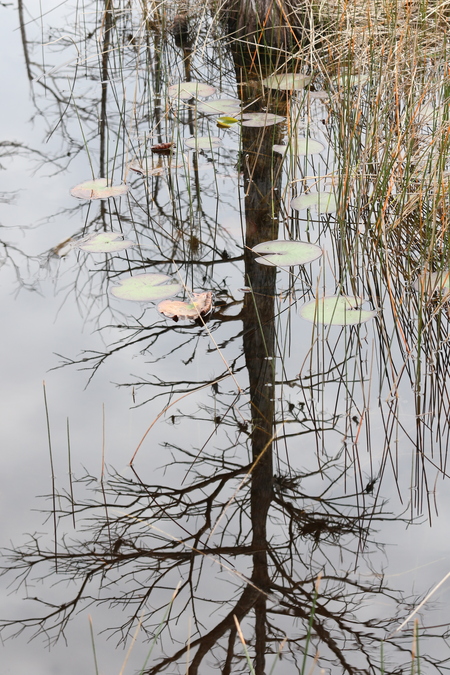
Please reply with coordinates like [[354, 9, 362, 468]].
[[184, 136, 222, 149], [78, 232, 135, 253], [70, 178, 129, 200], [241, 112, 286, 127], [111, 273, 182, 302], [273, 137, 325, 156], [158, 291, 213, 321], [290, 192, 337, 214], [300, 296, 377, 325], [168, 81, 216, 99], [414, 270, 450, 296], [196, 99, 241, 115], [252, 240, 322, 267], [261, 73, 312, 90]]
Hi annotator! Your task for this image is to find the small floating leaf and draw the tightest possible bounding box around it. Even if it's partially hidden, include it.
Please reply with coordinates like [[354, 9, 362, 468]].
[[252, 240, 322, 267], [196, 99, 241, 115], [217, 116, 238, 126], [241, 112, 286, 127], [261, 73, 312, 90], [78, 232, 135, 253], [414, 270, 450, 296], [158, 291, 213, 321], [128, 159, 165, 176], [300, 296, 376, 325], [151, 142, 175, 155], [70, 179, 129, 200], [290, 192, 337, 214], [168, 81, 216, 99], [273, 137, 325, 156], [184, 136, 222, 149], [111, 273, 182, 302]]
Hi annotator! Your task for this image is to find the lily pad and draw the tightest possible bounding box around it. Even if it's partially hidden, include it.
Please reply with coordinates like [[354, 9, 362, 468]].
[[252, 240, 322, 267], [414, 270, 450, 296], [70, 179, 129, 200], [78, 232, 135, 253], [290, 192, 337, 214], [272, 137, 325, 156], [241, 112, 286, 127], [184, 136, 222, 149], [262, 73, 312, 90], [300, 296, 377, 325], [196, 99, 241, 115], [333, 74, 369, 88], [111, 273, 182, 302], [168, 81, 216, 99], [158, 291, 213, 321], [128, 159, 165, 176]]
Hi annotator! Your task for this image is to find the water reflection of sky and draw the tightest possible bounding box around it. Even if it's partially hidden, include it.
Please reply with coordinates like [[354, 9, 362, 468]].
[[2, 2, 450, 673]]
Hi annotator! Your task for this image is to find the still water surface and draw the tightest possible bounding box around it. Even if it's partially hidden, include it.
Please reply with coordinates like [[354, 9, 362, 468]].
[[2, 1, 450, 673]]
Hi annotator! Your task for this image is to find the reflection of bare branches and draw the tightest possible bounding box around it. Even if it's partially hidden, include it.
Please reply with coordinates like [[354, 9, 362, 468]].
[[1, 462, 443, 673]]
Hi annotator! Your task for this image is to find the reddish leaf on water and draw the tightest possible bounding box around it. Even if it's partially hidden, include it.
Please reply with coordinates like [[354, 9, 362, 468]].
[[151, 142, 175, 155], [158, 291, 213, 321]]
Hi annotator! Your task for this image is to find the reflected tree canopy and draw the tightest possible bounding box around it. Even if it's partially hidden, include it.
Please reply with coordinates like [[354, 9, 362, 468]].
[[3, 0, 450, 673]]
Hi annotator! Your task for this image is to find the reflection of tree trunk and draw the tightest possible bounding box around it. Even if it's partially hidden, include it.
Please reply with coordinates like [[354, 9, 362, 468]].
[[241, 117, 283, 674], [100, 0, 113, 179], [18, 0, 33, 83]]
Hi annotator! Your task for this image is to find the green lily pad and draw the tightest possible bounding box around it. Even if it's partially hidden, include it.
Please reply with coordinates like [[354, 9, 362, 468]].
[[111, 273, 182, 302], [252, 240, 322, 267], [261, 73, 312, 90], [290, 192, 337, 214], [168, 81, 216, 99], [273, 137, 325, 156], [217, 116, 238, 125], [241, 112, 286, 127], [77, 232, 135, 253], [70, 179, 129, 200], [300, 296, 377, 325], [184, 136, 222, 149], [196, 99, 241, 115]]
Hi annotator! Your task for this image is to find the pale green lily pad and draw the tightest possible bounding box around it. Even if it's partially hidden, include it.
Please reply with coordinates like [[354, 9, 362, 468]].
[[241, 112, 286, 127], [290, 192, 337, 214], [70, 179, 129, 200], [300, 296, 377, 325], [129, 159, 165, 176], [168, 81, 216, 99], [111, 273, 182, 302], [262, 73, 312, 90], [252, 240, 322, 267], [78, 232, 135, 253], [184, 136, 222, 149], [273, 137, 325, 156], [333, 74, 369, 88], [414, 270, 450, 296], [196, 99, 241, 115]]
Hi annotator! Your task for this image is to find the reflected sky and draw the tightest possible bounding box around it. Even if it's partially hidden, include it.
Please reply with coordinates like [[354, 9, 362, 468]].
[[2, 1, 450, 674]]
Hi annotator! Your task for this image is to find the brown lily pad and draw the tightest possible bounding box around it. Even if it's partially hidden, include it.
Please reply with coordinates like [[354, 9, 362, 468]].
[[151, 142, 175, 155]]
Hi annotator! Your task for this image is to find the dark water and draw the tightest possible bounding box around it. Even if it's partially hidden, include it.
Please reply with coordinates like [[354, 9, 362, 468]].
[[2, 2, 450, 674]]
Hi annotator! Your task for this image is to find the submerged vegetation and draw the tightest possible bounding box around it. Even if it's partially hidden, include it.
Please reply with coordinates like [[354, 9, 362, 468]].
[[3, 0, 450, 672]]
